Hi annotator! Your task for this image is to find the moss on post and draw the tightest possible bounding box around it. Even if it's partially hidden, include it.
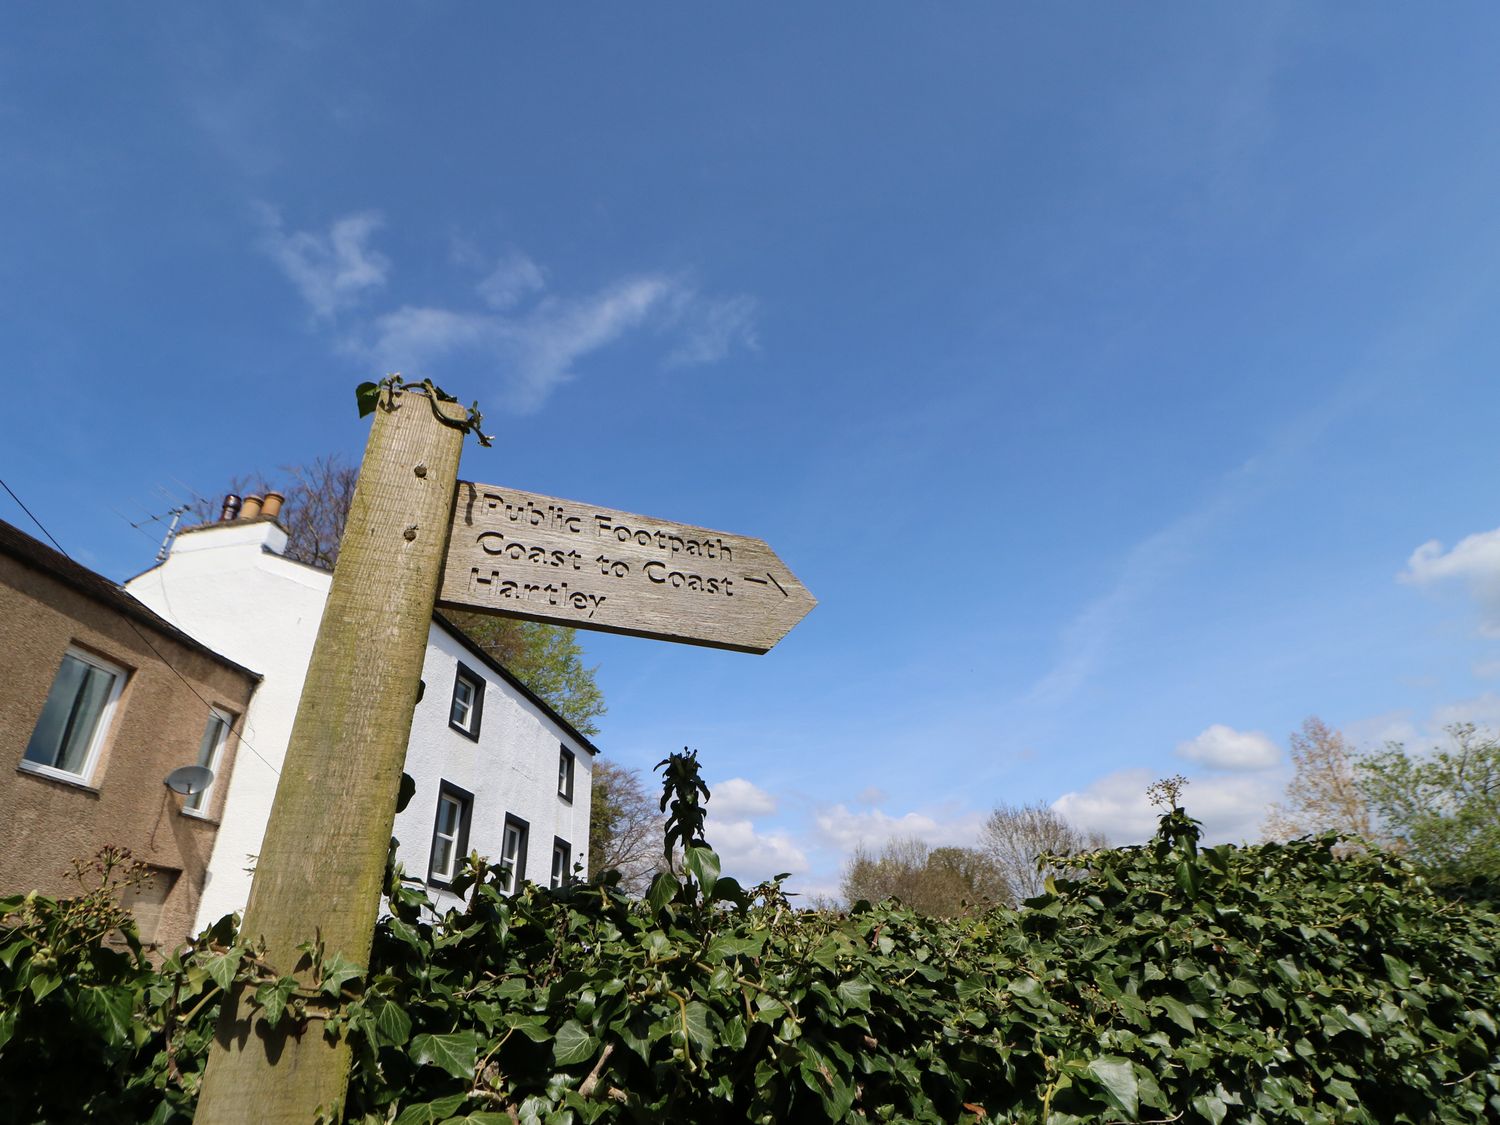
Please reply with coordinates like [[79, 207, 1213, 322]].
[[196, 387, 468, 1123]]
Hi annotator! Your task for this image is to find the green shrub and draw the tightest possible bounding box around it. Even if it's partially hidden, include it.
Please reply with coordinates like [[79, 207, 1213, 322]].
[[3, 809, 1498, 1123]]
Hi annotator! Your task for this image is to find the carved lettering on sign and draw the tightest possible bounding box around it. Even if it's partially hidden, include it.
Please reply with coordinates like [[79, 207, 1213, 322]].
[[440, 481, 816, 654]]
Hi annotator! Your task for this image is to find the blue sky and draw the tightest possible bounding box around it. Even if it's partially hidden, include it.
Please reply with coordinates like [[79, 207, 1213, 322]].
[[6, 6, 1500, 897]]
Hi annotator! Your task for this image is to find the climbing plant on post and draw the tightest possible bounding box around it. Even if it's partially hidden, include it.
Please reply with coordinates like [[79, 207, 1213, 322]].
[[196, 381, 482, 1124]]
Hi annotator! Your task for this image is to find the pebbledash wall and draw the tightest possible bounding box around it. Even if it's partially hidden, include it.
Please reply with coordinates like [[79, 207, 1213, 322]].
[[125, 514, 595, 931], [0, 519, 259, 949]]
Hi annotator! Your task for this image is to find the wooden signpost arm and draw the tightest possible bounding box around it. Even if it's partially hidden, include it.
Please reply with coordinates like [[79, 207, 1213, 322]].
[[196, 387, 468, 1123]]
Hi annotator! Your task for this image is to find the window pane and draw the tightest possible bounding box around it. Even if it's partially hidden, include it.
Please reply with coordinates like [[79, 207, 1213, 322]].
[[23, 657, 88, 767], [437, 796, 459, 835], [450, 677, 474, 728], [24, 655, 115, 776], [185, 713, 230, 813], [196, 714, 228, 768], [432, 836, 454, 879]]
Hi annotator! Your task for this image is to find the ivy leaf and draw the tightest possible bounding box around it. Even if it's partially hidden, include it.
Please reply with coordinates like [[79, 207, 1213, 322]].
[[1156, 995, 1196, 1033], [370, 995, 412, 1046], [355, 381, 382, 418], [203, 950, 239, 992], [318, 952, 363, 997], [646, 871, 679, 915], [1175, 859, 1201, 897], [684, 847, 720, 900], [836, 979, 874, 1012], [551, 1018, 596, 1067], [392, 1094, 466, 1125], [1086, 1056, 1139, 1117], [410, 1030, 485, 1079], [76, 985, 135, 1046], [681, 1000, 715, 1052], [254, 976, 298, 1028], [1191, 1093, 1228, 1124]]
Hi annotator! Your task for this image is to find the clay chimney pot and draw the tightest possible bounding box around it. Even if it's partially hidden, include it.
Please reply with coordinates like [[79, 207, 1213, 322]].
[[261, 491, 285, 520], [240, 494, 264, 520]]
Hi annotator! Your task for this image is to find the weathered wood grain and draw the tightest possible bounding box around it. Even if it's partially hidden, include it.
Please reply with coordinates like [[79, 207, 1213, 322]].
[[439, 481, 816, 654], [196, 388, 467, 1123]]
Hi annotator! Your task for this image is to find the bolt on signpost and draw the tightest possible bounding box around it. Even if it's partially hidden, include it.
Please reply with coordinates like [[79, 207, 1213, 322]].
[[196, 382, 814, 1122]]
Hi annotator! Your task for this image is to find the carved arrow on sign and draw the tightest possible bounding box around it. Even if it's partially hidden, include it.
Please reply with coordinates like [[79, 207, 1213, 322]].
[[438, 481, 817, 654]]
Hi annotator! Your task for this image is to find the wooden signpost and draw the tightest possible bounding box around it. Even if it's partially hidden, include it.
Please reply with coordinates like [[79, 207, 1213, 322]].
[[439, 481, 816, 653], [196, 384, 815, 1122]]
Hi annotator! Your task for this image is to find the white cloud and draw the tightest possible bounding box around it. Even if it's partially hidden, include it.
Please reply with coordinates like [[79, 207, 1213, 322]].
[[813, 803, 985, 854], [698, 778, 804, 884], [1175, 724, 1281, 771], [257, 207, 390, 319], [1053, 768, 1283, 846], [710, 777, 778, 820], [477, 251, 546, 310], [355, 272, 755, 414], [1430, 691, 1500, 732], [663, 292, 759, 366], [1402, 527, 1500, 636], [258, 211, 756, 413], [705, 816, 809, 883]]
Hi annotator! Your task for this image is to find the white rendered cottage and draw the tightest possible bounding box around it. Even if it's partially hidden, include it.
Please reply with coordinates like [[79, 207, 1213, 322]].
[[125, 509, 594, 929]]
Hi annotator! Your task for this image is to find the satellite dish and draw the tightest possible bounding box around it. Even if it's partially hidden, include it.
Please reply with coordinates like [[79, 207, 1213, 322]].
[[165, 765, 215, 796]]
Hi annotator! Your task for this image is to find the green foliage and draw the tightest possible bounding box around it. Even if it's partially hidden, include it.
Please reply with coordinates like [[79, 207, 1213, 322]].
[[1359, 723, 1500, 888], [356, 375, 493, 447], [656, 748, 711, 868], [5, 813, 1500, 1123]]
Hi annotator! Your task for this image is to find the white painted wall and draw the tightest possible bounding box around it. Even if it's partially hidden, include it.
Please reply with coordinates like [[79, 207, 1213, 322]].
[[394, 626, 593, 912], [125, 519, 593, 931]]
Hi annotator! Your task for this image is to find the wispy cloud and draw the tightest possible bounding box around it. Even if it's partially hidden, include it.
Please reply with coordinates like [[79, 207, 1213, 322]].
[[259, 211, 757, 414], [477, 250, 546, 311], [256, 207, 390, 319], [1402, 526, 1500, 636]]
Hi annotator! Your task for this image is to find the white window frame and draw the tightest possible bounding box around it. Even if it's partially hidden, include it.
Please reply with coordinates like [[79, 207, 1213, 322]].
[[183, 707, 234, 817], [558, 745, 575, 802], [551, 838, 572, 889], [20, 646, 126, 787], [428, 782, 473, 887], [449, 663, 484, 741], [499, 814, 529, 893]]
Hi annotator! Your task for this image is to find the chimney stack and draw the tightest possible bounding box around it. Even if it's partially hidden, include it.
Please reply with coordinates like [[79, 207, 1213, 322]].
[[240, 494, 264, 520], [220, 494, 242, 522], [261, 491, 285, 520]]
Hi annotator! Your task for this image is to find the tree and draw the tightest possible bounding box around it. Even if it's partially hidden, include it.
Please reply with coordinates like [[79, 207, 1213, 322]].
[[197, 456, 606, 735], [1263, 717, 1376, 842], [191, 456, 356, 570], [980, 801, 1108, 901], [840, 836, 1009, 915], [1359, 723, 1500, 886], [587, 758, 663, 894]]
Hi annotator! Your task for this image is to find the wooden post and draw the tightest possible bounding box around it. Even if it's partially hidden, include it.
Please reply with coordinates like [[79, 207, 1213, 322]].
[[196, 387, 468, 1123]]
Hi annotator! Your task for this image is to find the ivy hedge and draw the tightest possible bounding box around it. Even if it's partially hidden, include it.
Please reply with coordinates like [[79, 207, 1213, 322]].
[[2, 806, 1498, 1123]]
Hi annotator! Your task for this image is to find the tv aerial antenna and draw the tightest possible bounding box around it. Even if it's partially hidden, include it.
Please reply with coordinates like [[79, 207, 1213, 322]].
[[116, 483, 209, 562]]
